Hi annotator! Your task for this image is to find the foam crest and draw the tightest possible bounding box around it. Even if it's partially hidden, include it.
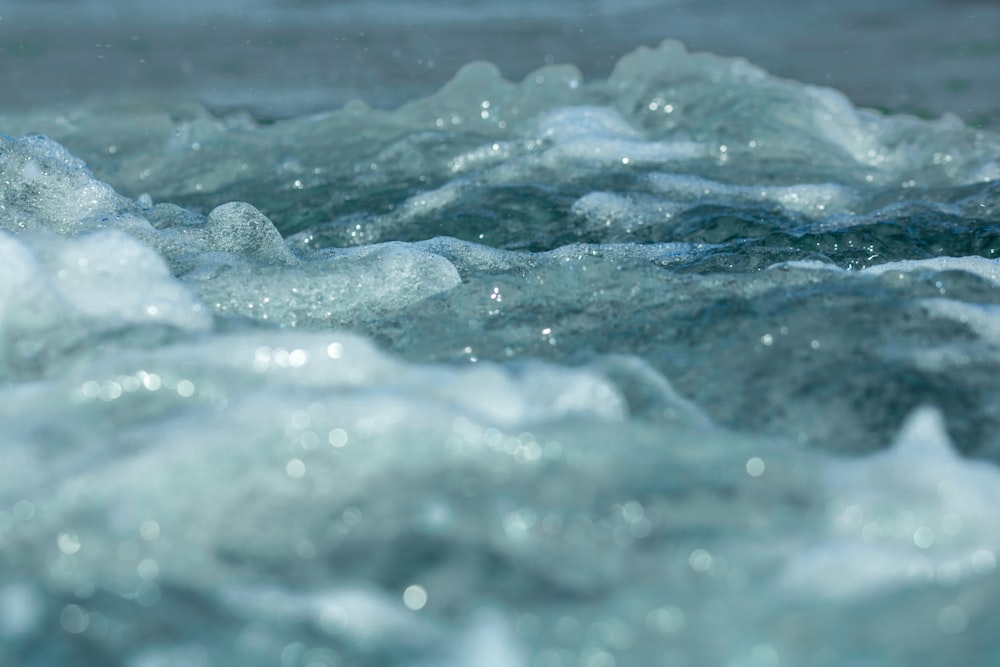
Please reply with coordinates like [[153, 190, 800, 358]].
[[0, 134, 134, 234], [570, 190, 671, 238], [782, 406, 1000, 600], [919, 298, 1000, 345], [188, 242, 461, 326], [0, 331, 626, 441], [646, 173, 857, 216], [607, 42, 999, 187], [203, 201, 297, 264], [536, 106, 707, 167], [41, 231, 209, 327], [0, 136, 464, 331], [538, 106, 641, 143], [862, 256, 1000, 286], [0, 230, 210, 377], [219, 584, 443, 655]]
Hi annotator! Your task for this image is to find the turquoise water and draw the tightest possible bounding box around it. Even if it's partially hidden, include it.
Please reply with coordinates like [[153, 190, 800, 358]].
[[2, 37, 1000, 667]]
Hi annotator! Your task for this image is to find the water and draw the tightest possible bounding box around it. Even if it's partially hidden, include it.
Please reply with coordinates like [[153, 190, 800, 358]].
[[2, 3, 1000, 666]]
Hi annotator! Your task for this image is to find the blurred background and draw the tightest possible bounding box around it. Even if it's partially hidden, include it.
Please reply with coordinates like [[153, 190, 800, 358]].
[[0, 0, 998, 127]]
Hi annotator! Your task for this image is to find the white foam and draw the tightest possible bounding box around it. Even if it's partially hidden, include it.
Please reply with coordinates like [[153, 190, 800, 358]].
[[765, 259, 842, 272], [42, 230, 210, 329], [220, 585, 526, 666], [538, 106, 641, 143], [394, 181, 467, 222], [414, 236, 526, 274], [219, 584, 441, 653], [0, 230, 210, 375], [919, 298, 1000, 345], [0, 134, 133, 234], [81, 331, 625, 426], [203, 202, 297, 265], [537, 106, 705, 166], [441, 607, 527, 667], [646, 173, 856, 216], [187, 242, 461, 326], [571, 191, 683, 236], [127, 645, 210, 667], [0, 233, 55, 334], [862, 256, 1000, 286], [587, 354, 711, 426], [0, 583, 44, 640], [1, 35, 999, 667], [781, 406, 1000, 600]]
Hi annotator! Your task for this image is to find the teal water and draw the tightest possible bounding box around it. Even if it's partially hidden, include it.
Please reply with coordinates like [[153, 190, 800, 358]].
[[1, 41, 1000, 666]]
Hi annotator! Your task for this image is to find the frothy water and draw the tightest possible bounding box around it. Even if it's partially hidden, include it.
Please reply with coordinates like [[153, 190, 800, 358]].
[[1, 39, 999, 667]]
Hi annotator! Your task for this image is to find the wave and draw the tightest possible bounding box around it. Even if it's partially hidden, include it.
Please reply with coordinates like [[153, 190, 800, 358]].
[[1, 41, 999, 666]]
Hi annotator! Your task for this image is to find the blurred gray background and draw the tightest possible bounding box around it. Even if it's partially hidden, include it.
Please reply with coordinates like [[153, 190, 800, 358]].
[[0, 0, 998, 127]]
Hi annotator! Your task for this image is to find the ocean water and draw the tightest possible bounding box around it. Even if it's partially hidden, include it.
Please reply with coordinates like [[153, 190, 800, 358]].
[[2, 4, 1000, 667]]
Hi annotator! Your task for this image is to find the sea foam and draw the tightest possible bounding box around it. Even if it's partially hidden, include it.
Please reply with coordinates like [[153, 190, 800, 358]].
[[1, 40, 999, 667]]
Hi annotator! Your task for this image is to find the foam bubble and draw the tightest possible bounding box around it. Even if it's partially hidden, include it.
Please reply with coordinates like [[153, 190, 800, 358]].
[[203, 202, 297, 265]]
